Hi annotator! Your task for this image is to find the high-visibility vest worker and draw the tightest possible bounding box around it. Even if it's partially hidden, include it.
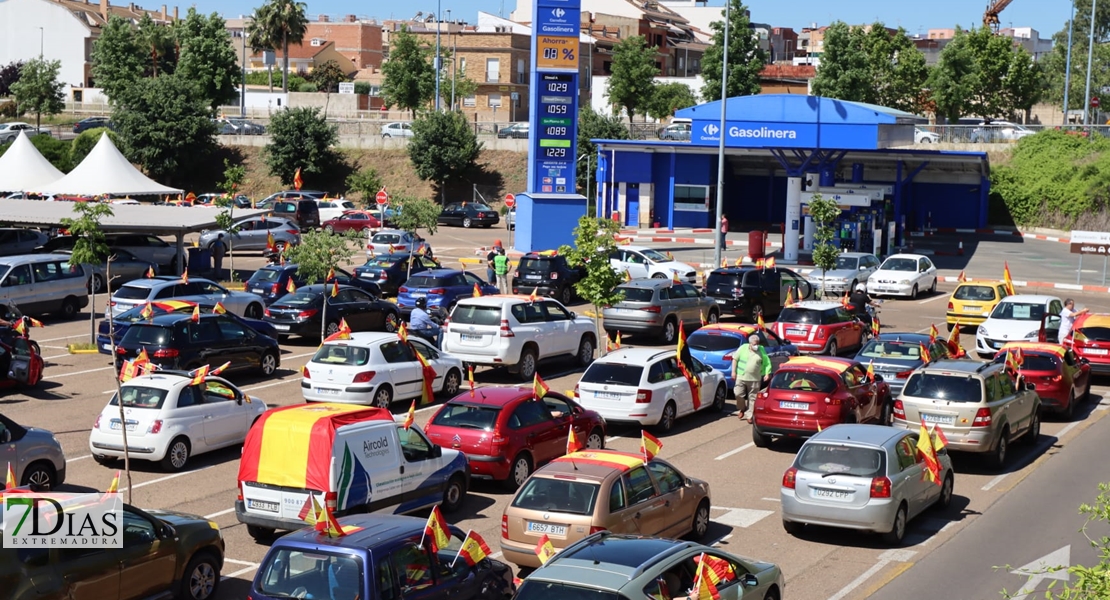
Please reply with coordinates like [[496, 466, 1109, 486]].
[[493, 253, 509, 275]]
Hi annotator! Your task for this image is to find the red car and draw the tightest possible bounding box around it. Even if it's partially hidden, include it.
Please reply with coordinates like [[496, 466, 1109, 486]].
[[1065, 313, 1110, 375], [322, 210, 381, 234], [997, 342, 1090, 419], [424, 387, 606, 489], [772, 301, 868, 356], [752, 355, 891, 447]]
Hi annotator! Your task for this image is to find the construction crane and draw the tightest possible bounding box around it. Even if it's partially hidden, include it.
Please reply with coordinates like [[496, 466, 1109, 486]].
[[983, 0, 1015, 33]]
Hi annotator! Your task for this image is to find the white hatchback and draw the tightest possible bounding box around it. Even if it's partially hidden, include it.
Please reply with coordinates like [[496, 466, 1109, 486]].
[[609, 246, 698, 284], [975, 294, 1063, 357], [88, 372, 266, 471], [302, 332, 464, 408], [573, 347, 727, 433], [866, 254, 938, 300]]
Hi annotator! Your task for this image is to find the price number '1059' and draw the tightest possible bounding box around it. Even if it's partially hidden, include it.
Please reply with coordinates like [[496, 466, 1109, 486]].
[[546, 105, 568, 115]]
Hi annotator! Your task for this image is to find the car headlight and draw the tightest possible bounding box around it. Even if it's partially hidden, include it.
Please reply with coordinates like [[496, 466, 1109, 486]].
[[1026, 330, 1040, 340], [978, 326, 988, 336]]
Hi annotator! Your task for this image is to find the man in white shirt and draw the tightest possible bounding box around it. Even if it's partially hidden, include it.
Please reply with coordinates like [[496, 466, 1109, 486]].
[[1059, 298, 1090, 343]]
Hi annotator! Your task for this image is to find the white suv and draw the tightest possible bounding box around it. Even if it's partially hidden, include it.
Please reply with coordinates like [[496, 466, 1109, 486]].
[[443, 296, 597, 381], [609, 246, 698, 284], [574, 348, 727, 433]]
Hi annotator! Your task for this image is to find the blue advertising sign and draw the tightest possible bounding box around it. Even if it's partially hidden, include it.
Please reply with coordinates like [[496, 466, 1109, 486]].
[[531, 73, 577, 193], [534, 5, 581, 36]]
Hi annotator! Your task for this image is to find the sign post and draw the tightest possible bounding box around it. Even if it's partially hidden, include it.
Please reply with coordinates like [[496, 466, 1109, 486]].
[[374, 189, 389, 234], [1069, 231, 1110, 284], [505, 193, 516, 245]]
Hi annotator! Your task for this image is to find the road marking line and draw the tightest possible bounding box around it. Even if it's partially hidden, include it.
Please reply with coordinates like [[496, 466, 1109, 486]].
[[827, 549, 916, 600], [204, 508, 237, 519], [605, 435, 621, 443], [240, 379, 301, 392], [1055, 420, 1083, 440], [119, 465, 216, 493], [917, 295, 947, 304], [981, 472, 1009, 491], [225, 558, 259, 566], [761, 497, 780, 502], [712, 534, 733, 546], [714, 442, 753, 460], [66, 454, 91, 463], [222, 565, 259, 580], [489, 551, 502, 560], [47, 366, 113, 379], [856, 561, 916, 599]]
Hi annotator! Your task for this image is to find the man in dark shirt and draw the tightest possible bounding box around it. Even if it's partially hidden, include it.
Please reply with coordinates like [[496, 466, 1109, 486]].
[[848, 283, 872, 317]]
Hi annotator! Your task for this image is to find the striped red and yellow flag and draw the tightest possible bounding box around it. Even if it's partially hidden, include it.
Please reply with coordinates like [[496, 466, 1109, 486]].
[[693, 553, 722, 600], [146, 265, 155, 278], [6, 462, 17, 490], [415, 348, 435, 405], [286, 278, 296, 294], [403, 400, 415, 430], [189, 364, 210, 386], [106, 470, 121, 494], [210, 361, 231, 376], [191, 304, 201, 323], [535, 534, 556, 565], [533, 373, 550, 400], [455, 530, 492, 566], [213, 302, 227, 315], [468, 365, 475, 398], [473, 283, 482, 297], [423, 506, 451, 552], [567, 428, 583, 455], [180, 268, 188, 284], [1003, 262, 1015, 295], [640, 430, 662, 460]]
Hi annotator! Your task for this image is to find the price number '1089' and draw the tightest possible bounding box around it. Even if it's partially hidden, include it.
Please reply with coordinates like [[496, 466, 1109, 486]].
[[545, 126, 567, 136]]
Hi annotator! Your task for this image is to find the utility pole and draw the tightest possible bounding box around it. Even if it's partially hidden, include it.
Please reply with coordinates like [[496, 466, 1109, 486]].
[[712, 0, 731, 270], [240, 30, 247, 117], [451, 28, 457, 110], [1063, 1, 1075, 123], [1083, 0, 1097, 125], [434, 0, 442, 112], [38, 27, 43, 58]]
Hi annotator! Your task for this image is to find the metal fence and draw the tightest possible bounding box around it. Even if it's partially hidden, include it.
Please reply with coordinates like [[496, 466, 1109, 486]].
[[918, 124, 1110, 144]]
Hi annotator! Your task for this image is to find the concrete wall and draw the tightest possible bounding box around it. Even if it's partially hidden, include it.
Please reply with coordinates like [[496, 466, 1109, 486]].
[[218, 134, 529, 152], [286, 92, 367, 117], [0, 0, 92, 89]]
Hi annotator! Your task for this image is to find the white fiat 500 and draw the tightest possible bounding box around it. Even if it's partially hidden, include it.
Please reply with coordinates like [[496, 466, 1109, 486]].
[[89, 372, 266, 471], [302, 331, 464, 408]]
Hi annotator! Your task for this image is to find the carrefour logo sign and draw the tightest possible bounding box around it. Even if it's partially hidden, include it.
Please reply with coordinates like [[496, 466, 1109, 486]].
[[702, 124, 719, 136], [729, 126, 797, 139]]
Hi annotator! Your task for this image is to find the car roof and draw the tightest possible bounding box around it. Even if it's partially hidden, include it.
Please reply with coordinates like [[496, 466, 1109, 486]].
[[324, 331, 400, 346], [881, 254, 928, 261], [443, 386, 534, 407], [873, 332, 933, 344], [955, 279, 1004, 286], [690, 323, 759, 336], [709, 266, 764, 274], [999, 294, 1060, 303], [617, 279, 673, 290], [837, 252, 874, 258], [274, 514, 431, 549], [782, 355, 856, 373], [807, 424, 908, 447], [529, 535, 694, 591], [788, 301, 844, 310], [921, 358, 993, 374], [410, 268, 462, 278], [132, 313, 206, 326], [121, 276, 216, 290], [998, 341, 1065, 356], [594, 347, 673, 363], [619, 245, 656, 253], [122, 372, 232, 391], [532, 450, 649, 483], [372, 229, 408, 236]]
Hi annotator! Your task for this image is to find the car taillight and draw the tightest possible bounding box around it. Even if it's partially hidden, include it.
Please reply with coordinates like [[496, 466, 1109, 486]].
[[499, 319, 515, 337], [948, 301, 954, 310], [824, 396, 842, 405], [501, 514, 509, 538], [551, 272, 559, 280], [379, 272, 387, 279], [264, 308, 272, 317], [148, 420, 163, 434], [817, 328, 826, 339], [302, 365, 310, 379], [109, 301, 117, 307], [1045, 374, 1062, 383], [722, 353, 734, 362], [640, 306, 661, 313], [237, 482, 244, 502], [271, 283, 280, 294], [94, 414, 101, 429], [972, 407, 993, 427], [512, 288, 519, 294], [870, 476, 892, 498], [399, 286, 409, 294], [893, 400, 906, 420], [352, 371, 376, 383], [635, 389, 652, 403], [573, 383, 579, 398], [153, 348, 178, 358], [589, 526, 606, 535], [491, 435, 507, 448], [297, 309, 318, 319], [325, 492, 337, 511], [428, 288, 446, 295], [895, 369, 914, 378], [116, 346, 127, 354], [782, 467, 797, 489], [286, 229, 298, 235]]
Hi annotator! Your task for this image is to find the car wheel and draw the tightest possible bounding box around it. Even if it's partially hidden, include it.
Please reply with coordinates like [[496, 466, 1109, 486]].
[[1063, 391, 1076, 421], [247, 525, 274, 542], [712, 383, 726, 412], [560, 285, 573, 306], [60, 296, 79, 319], [324, 225, 334, 233], [910, 285, 919, 300], [827, 339, 838, 357], [516, 347, 537, 381], [384, 311, 400, 332], [383, 133, 392, 138], [373, 384, 393, 408], [881, 503, 907, 545], [93, 455, 116, 466], [259, 351, 278, 376], [179, 552, 221, 600], [324, 320, 339, 337], [752, 425, 770, 448], [586, 427, 604, 449], [441, 474, 467, 513], [21, 461, 56, 492], [245, 303, 263, 319], [506, 453, 533, 490], [651, 273, 667, 279], [1024, 410, 1041, 443], [161, 437, 191, 471], [362, 226, 372, 234], [783, 519, 804, 535], [656, 401, 677, 433], [706, 309, 719, 324], [463, 217, 473, 228], [89, 274, 106, 294], [935, 472, 954, 510], [988, 427, 1009, 469], [930, 278, 937, 294], [441, 368, 461, 396], [661, 318, 678, 344], [691, 499, 710, 539], [576, 335, 595, 367], [881, 399, 893, 426]]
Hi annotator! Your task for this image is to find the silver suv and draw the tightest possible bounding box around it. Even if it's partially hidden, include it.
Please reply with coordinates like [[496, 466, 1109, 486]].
[[602, 279, 719, 344], [892, 359, 1040, 468], [0, 413, 67, 491]]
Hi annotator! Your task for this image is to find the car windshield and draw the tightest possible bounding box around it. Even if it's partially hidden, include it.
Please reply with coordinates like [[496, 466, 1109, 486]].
[[372, 234, 400, 244], [687, 332, 743, 352], [431, 403, 501, 431], [614, 287, 653, 303], [777, 308, 822, 324], [451, 305, 502, 326], [121, 325, 173, 346], [363, 258, 399, 268], [514, 582, 625, 600], [796, 443, 885, 478], [256, 548, 363, 600], [857, 340, 924, 361], [311, 345, 370, 366], [248, 269, 283, 283], [512, 477, 600, 515], [770, 371, 838, 393], [880, 258, 917, 272], [954, 285, 997, 301], [902, 373, 983, 402], [639, 249, 670, 262], [274, 292, 318, 307], [406, 275, 447, 288], [110, 386, 169, 409], [990, 302, 1045, 321], [1078, 326, 1110, 341], [468, 204, 493, 211], [114, 285, 154, 300], [834, 257, 859, 270], [580, 363, 644, 386], [1019, 354, 1059, 371], [519, 258, 556, 272]]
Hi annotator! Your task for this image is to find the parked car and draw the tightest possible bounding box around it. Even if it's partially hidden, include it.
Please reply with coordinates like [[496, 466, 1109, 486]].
[[72, 116, 114, 133], [264, 284, 399, 339], [657, 121, 692, 140], [0, 228, 49, 256], [113, 312, 281, 376], [1065, 312, 1110, 374], [443, 296, 596, 381], [511, 251, 586, 307], [687, 323, 798, 388], [781, 424, 954, 545], [192, 193, 252, 208], [353, 252, 441, 297], [497, 122, 529, 138], [272, 198, 321, 230], [212, 118, 238, 135], [752, 356, 893, 446], [771, 300, 869, 356], [56, 248, 157, 294], [867, 253, 938, 299], [609, 246, 698, 284], [947, 279, 1010, 331], [892, 358, 1040, 468], [256, 190, 326, 209], [226, 117, 265, 135], [915, 127, 940, 144], [89, 371, 267, 470], [971, 120, 1035, 142], [0, 412, 66, 491], [0, 122, 50, 143], [426, 386, 605, 488], [704, 265, 814, 322], [854, 333, 951, 397], [97, 300, 278, 355], [602, 279, 719, 343], [370, 206, 399, 228], [104, 233, 184, 274], [367, 229, 431, 256], [974, 294, 1063, 357], [245, 264, 382, 305], [381, 121, 414, 137], [397, 269, 498, 316], [500, 450, 712, 568], [0, 254, 91, 318], [437, 202, 500, 228], [813, 252, 881, 295], [322, 210, 381, 234], [314, 198, 357, 222], [996, 341, 1090, 419], [199, 216, 301, 254], [110, 276, 266, 318]]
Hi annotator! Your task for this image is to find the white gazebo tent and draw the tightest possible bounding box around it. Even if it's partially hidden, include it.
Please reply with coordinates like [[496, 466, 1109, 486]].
[[38, 132, 182, 196], [0, 131, 66, 193]]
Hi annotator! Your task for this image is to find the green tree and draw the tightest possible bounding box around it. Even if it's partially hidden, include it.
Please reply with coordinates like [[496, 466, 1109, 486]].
[[91, 16, 146, 101], [0, 61, 23, 97], [1040, 0, 1110, 110], [928, 26, 1042, 122], [346, 167, 385, 206], [576, 107, 629, 195], [928, 28, 977, 123], [647, 82, 698, 120], [559, 216, 624, 356], [175, 9, 240, 112], [60, 202, 113, 344], [276, 229, 361, 337], [806, 194, 841, 296], [391, 194, 441, 239], [864, 25, 928, 112], [381, 26, 435, 116], [213, 159, 246, 280], [244, 70, 307, 90], [810, 22, 871, 103], [10, 58, 65, 130], [311, 59, 350, 93], [247, 0, 308, 93], [1004, 48, 1043, 122], [606, 35, 659, 122], [264, 106, 339, 186], [112, 74, 217, 185], [701, 0, 766, 101], [69, 127, 119, 167], [408, 110, 482, 199], [137, 13, 177, 77]]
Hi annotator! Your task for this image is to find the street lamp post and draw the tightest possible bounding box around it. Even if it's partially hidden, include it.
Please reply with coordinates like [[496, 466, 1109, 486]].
[[1063, 1, 1076, 123], [434, 0, 442, 112], [712, 0, 731, 270], [1083, 0, 1098, 125], [239, 30, 247, 117], [38, 27, 43, 58]]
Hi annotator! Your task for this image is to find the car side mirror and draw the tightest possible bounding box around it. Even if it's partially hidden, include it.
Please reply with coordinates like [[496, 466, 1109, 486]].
[[741, 574, 759, 587], [873, 374, 884, 383], [685, 477, 693, 487], [1024, 382, 1036, 391], [159, 523, 176, 539], [432, 444, 443, 458], [1081, 357, 1091, 365], [0, 429, 9, 444], [236, 395, 243, 405]]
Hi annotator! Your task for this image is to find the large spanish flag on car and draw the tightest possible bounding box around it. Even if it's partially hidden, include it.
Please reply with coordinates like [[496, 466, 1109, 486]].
[[553, 450, 644, 472], [238, 404, 395, 493]]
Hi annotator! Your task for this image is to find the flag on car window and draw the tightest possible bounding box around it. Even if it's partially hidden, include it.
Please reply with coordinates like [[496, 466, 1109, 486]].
[[533, 373, 550, 400], [422, 506, 451, 552], [640, 430, 662, 461], [403, 400, 415, 430], [453, 530, 492, 567]]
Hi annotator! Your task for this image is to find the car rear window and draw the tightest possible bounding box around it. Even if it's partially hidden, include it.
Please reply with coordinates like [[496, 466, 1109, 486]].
[[518, 258, 555, 272], [706, 273, 741, 289], [953, 285, 996, 301], [274, 202, 296, 214], [770, 371, 838, 393], [121, 324, 174, 346], [114, 285, 153, 300], [430, 403, 501, 431], [580, 363, 644, 386], [275, 292, 318, 307], [248, 269, 283, 283], [256, 548, 363, 599], [451, 305, 502, 326], [514, 582, 624, 600], [406, 275, 447, 288], [796, 443, 885, 478], [110, 386, 169, 409], [857, 340, 924, 360], [1020, 354, 1059, 371], [363, 258, 399, 268], [311, 345, 370, 366], [615, 287, 653, 303], [778, 308, 824, 324], [1077, 326, 1110, 342], [372, 234, 400, 244], [902, 373, 983, 402], [512, 477, 599, 515], [687, 332, 742, 352]]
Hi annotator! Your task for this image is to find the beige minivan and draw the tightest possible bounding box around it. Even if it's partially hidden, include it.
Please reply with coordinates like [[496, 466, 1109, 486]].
[[0, 254, 90, 318]]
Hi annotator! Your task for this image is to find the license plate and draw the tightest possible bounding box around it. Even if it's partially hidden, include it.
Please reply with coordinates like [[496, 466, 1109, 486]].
[[360, 273, 376, 279], [525, 274, 542, 280], [1086, 348, 1109, 355], [273, 324, 290, 331], [527, 522, 566, 536], [715, 299, 727, 304], [109, 420, 138, 431], [461, 334, 481, 342], [247, 499, 280, 513], [779, 401, 808, 410], [787, 328, 807, 336], [252, 288, 267, 294], [102, 343, 112, 350], [594, 391, 620, 399], [811, 488, 852, 500], [991, 341, 1004, 349], [963, 306, 982, 312], [411, 293, 426, 298], [315, 387, 339, 394], [922, 413, 955, 425]]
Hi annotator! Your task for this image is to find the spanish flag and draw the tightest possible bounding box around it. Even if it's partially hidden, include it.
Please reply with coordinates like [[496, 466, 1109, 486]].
[[135, 347, 151, 366], [529, 288, 539, 302], [948, 324, 964, 358], [213, 302, 227, 315], [700, 310, 707, 326], [210, 361, 231, 376], [765, 256, 776, 270], [118, 359, 140, 383], [331, 280, 340, 298], [180, 268, 188, 284], [624, 270, 632, 282], [784, 288, 796, 308], [919, 343, 932, 364], [326, 268, 336, 281], [286, 278, 296, 294], [957, 270, 967, 283], [757, 313, 765, 330], [615, 331, 622, 349], [13, 318, 26, 336], [932, 424, 949, 452], [106, 470, 121, 494], [189, 364, 210, 386], [191, 304, 201, 323], [403, 400, 415, 430], [415, 348, 436, 405], [453, 530, 493, 567], [1003, 262, 1015, 295], [916, 419, 942, 485], [6, 462, 17, 490], [866, 360, 875, 382], [929, 324, 939, 345], [468, 365, 475, 398], [535, 534, 556, 565], [398, 322, 408, 343], [533, 372, 550, 400], [146, 265, 155, 278], [320, 503, 347, 538], [298, 493, 324, 527], [293, 167, 304, 191], [422, 506, 451, 552], [641, 430, 662, 461], [692, 553, 722, 600], [473, 283, 482, 297], [754, 258, 764, 269], [266, 232, 276, 252], [871, 316, 881, 338], [567, 428, 583, 454], [324, 318, 353, 342], [672, 271, 682, 284], [694, 553, 736, 585], [140, 301, 154, 320]]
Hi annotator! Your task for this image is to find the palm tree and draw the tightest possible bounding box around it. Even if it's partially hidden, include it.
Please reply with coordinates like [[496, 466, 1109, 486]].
[[246, 0, 308, 93]]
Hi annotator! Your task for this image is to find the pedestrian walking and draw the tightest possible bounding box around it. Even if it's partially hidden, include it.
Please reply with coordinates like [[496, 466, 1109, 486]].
[[1059, 298, 1090, 344], [493, 247, 510, 294], [719, 214, 729, 248], [487, 240, 502, 285], [732, 334, 771, 420], [211, 233, 227, 281]]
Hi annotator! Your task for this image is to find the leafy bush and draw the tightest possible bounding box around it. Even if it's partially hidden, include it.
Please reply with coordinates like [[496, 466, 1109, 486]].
[[354, 81, 372, 95], [263, 106, 339, 186], [69, 127, 118, 167], [297, 82, 318, 93], [244, 70, 307, 90]]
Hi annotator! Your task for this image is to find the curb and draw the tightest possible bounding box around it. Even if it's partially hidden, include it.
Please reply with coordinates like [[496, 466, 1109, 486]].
[[67, 344, 100, 354], [908, 228, 1070, 244]]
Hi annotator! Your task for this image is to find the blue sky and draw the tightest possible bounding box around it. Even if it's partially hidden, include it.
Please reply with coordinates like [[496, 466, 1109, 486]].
[[206, 0, 1073, 37]]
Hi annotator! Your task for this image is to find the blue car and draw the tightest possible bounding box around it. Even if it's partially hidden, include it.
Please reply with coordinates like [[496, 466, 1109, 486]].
[[352, 252, 441, 297], [244, 263, 382, 305], [97, 301, 278, 355], [397, 268, 499, 316], [686, 323, 798, 388], [854, 332, 952, 397], [250, 514, 515, 600]]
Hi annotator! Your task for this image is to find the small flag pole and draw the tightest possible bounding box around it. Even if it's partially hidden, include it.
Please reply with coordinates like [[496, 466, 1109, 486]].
[[451, 529, 471, 567]]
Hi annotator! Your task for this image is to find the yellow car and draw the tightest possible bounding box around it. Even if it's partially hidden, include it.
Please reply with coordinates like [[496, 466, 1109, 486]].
[[947, 279, 1010, 330]]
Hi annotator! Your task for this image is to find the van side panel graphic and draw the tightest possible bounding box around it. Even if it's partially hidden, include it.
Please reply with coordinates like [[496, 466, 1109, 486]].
[[337, 441, 373, 510]]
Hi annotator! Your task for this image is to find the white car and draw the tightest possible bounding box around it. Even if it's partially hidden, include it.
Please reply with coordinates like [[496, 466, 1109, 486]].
[[367, 229, 431, 257], [316, 198, 357, 222], [574, 347, 727, 433], [609, 246, 698, 284], [0, 122, 50, 143], [972, 120, 1035, 142], [381, 122, 414, 138], [975, 294, 1063, 357], [302, 332, 464, 408], [88, 372, 266, 471], [443, 296, 597, 381], [866, 254, 938, 300], [915, 127, 940, 144]]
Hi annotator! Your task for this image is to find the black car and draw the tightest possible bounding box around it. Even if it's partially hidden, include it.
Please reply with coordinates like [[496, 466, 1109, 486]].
[[511, 251, 586, 306], [244, 264, 383, 305], [98, 302, 279, 355], [352, 252, 441, 297], [73, 116, 113, 133], [704, 266, 814, 321], [114, 313, 280, 376], [263, 284, 400, 339], [437, 202, 500, 228], [273, 199, 321, 230]]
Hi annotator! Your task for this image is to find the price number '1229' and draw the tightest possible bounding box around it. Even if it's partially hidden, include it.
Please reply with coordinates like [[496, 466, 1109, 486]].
[[544, 148, 567, 158]]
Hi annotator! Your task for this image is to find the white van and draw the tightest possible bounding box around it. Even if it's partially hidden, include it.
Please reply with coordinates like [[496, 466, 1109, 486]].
[[235, 403, 470, 540], [0, 254, 90, 318]]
